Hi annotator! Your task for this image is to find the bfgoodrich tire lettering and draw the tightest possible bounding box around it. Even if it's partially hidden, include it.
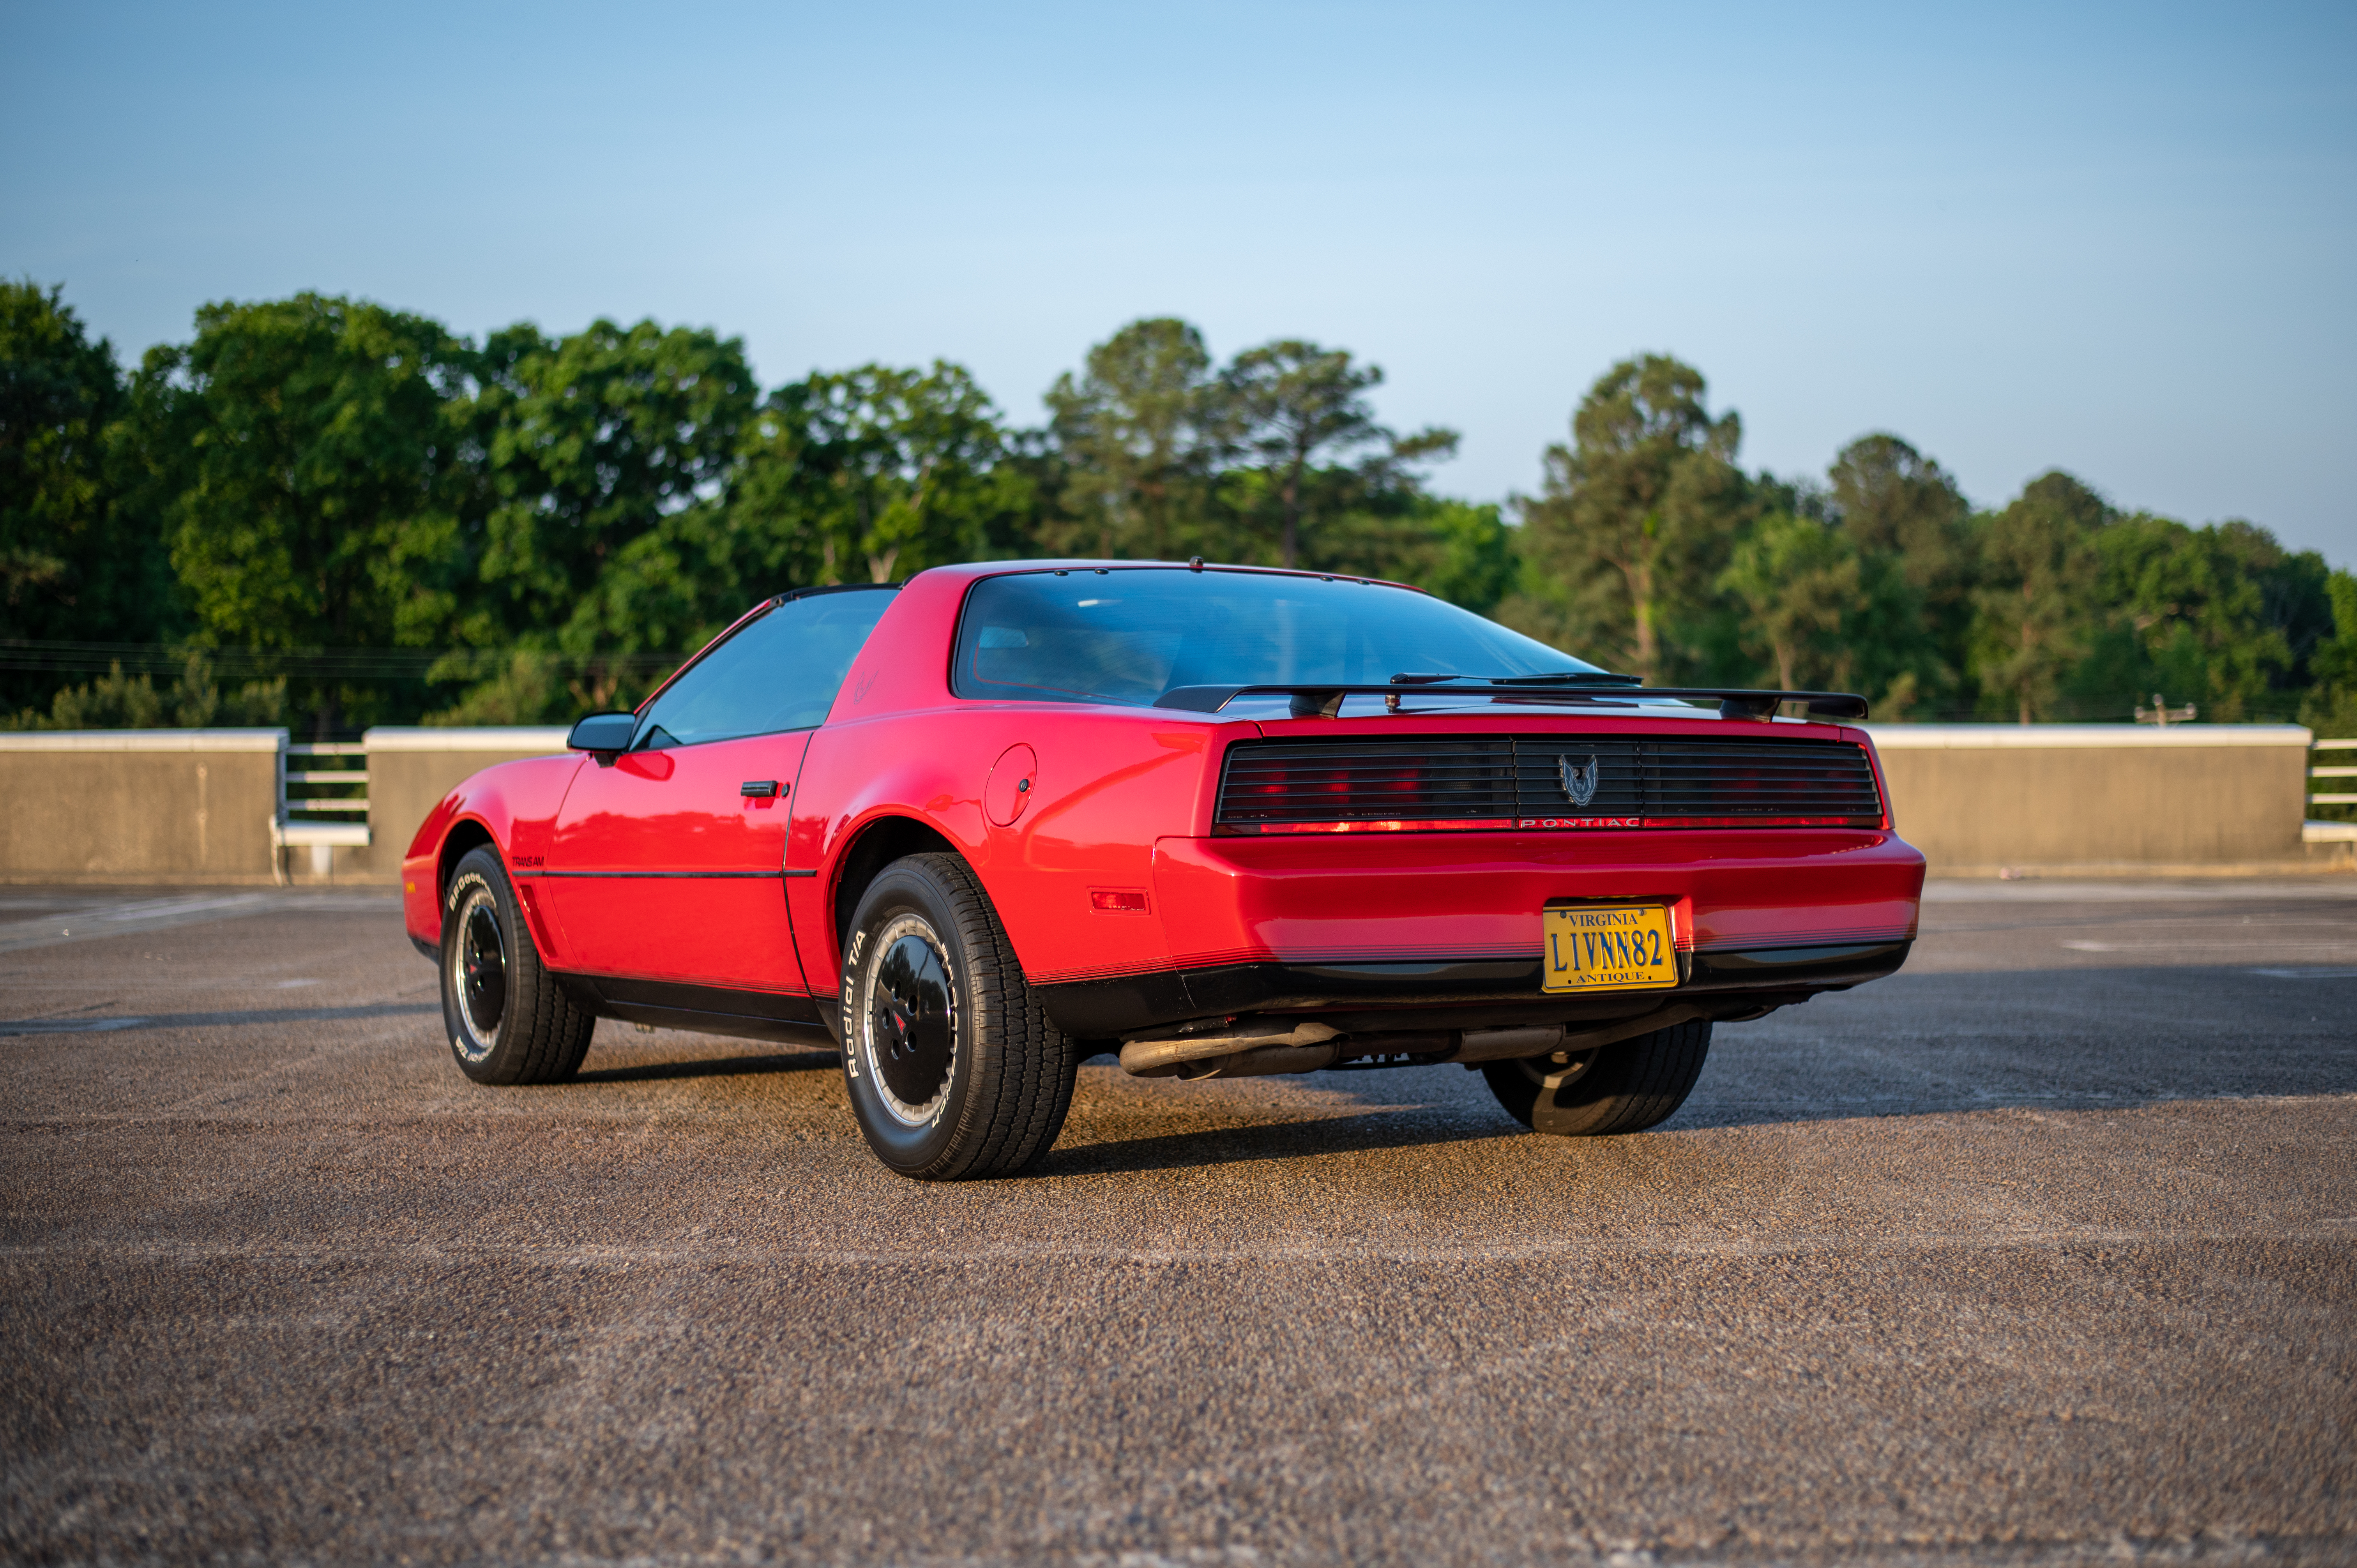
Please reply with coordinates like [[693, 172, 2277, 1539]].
[[1481, 1019, 1712, 1137], [440, 846, 594, 1086], [840, 852, 1077, 1180]]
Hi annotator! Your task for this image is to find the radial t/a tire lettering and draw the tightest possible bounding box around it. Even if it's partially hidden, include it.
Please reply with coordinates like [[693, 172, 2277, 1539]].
[[1481, 1019, 1712, 1137], [839, 852, 1078, 1180], [440, 846, 594, 1086]]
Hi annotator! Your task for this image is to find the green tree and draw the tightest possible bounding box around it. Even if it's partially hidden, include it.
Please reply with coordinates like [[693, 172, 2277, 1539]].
[[2299, 570, 2357, 758], [1827, 433, 1974, 703], [1970, 471, 2108, 722], [438, 353, 1036, 726], [743, 361, 1029, 586], [464, 317, 757, 712], [1044, 319, 1221, 560], [133, 293, 475, 733], [1715, 508, 1933, 706], [1411, 499, 1518, 614], [1218, 339, 1456, 569], [1505, 354, 1747, 680], [1717, 512, 1862, 690], [2071, 515, 2287, 720], [2220, 522, 2335, 713], [4, 653, 284, 731], [0, 282, 176, 710]]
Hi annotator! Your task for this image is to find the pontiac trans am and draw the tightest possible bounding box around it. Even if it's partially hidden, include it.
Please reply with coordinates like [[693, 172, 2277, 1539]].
[[403, 561, 1926, 1179]]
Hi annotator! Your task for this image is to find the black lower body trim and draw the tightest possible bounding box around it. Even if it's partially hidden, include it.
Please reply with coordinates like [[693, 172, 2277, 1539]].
[[409, 933, 439, 963], [1037, 941, 1912, 1037], [550, 972, 837, 1047]]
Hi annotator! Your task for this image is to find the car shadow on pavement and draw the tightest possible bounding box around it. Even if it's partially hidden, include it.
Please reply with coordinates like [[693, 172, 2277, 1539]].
[[1044, 1108, 1512, 1175], [574, 1050, 839, 1084], [1601, 964, 2357, 1132], [1239, 964, 2357, 1142]]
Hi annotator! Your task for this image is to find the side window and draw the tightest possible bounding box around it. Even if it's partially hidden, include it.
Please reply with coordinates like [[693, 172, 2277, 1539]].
[[637, 588, 895, 748]]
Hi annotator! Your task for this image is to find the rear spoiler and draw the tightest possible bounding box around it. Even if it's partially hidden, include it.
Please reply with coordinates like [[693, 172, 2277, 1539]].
[[1152, 681, 1869, 722]]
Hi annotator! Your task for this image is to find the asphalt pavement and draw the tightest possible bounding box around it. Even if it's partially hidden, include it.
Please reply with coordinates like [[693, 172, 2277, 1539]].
[[2, 879, 2353, 1566]]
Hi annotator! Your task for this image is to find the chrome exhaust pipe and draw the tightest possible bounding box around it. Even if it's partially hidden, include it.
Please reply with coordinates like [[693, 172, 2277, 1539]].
[[1118, 1020, 1342, 1078], [1118, 1005, 1708, 1080]]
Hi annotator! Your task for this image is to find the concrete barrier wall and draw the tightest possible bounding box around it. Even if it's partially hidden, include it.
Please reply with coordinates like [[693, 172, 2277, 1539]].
[[0, 730, 288, 884], [0, 722, 2336, 883], [359, 728, 571, 879], [1866, 724, 2315, 874]]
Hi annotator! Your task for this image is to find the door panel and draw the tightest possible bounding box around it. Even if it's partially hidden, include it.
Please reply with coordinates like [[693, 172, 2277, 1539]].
[[542, 731, 811, 992]]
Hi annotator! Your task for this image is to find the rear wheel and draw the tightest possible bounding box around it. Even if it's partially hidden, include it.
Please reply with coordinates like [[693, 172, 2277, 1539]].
[[440, 846, 594, 1086], [839, 852, 1076, 1180], [1481, 1019, 1712, 1136]]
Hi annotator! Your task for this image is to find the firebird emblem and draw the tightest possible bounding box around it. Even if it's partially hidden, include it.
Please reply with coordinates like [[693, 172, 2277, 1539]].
[[1559, 754, 1600, 808]]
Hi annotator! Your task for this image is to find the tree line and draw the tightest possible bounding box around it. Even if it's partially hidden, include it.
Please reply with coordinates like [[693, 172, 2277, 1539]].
[[4, 280, 2354, 739]]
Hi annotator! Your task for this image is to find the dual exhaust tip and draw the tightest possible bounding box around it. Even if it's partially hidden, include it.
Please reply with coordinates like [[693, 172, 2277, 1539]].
[[1117, 1006, 1704, 1081]]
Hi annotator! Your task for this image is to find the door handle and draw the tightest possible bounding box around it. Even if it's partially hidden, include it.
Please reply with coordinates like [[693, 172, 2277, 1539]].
[[740, 780, 782, 798]]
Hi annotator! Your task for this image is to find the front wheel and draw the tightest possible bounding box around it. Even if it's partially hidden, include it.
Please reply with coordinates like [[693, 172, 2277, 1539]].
[[1482, 1019, 1712, 1136], [440, 846, 594, 1085], [839, 853, 1076, 1180]]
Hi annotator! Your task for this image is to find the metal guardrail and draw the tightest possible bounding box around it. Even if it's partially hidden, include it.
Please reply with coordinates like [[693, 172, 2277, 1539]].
[[271, 741, 369, 878], [2313, 738, 2357, 808]]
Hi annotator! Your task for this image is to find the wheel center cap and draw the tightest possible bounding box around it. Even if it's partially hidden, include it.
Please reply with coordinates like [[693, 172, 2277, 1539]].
[[867, 928, 954, 1115]]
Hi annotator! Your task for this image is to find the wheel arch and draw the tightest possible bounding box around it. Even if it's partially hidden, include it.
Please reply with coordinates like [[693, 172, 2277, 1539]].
[[437, 818, 497, 907], [831, 814, 961, 961]]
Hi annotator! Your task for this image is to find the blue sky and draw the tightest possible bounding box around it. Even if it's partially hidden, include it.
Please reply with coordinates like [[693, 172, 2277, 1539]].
[[6, 1, 2353, 564]]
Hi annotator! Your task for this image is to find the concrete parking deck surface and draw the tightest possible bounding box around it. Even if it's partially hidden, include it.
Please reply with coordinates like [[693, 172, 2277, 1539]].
[[3, 881, 2353, 1566]]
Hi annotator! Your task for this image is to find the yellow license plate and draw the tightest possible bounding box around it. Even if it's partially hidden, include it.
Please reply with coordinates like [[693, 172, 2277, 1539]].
[[1541, 903, 1677, 993]]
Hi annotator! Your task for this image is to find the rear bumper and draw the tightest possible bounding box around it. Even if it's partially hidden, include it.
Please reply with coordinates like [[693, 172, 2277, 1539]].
[[1039, 939, 1911, 1037], [1037, 826, 1925, 1037]]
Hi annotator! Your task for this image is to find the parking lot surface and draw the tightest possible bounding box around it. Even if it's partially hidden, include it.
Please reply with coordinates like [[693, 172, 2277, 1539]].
[[3, 880, 2354, 1566]]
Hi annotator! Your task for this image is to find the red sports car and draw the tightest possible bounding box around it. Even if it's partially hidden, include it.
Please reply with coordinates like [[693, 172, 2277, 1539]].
[[404, 561, 1924, 1179]]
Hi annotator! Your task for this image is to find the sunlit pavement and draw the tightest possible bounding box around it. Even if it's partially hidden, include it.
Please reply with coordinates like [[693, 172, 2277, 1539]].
[[3, 881, 2353, 1566]]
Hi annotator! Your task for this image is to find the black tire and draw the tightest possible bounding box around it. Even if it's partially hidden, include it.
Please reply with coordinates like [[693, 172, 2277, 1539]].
[[839, 852, 1077, 1180], [440, 847, 595, 1086], [1481, 1019, 1712, 1137]]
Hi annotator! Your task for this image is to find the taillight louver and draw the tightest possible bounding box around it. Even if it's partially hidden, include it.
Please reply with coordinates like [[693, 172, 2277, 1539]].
[[1215, 736, 1882, 833], [1218, 741, 1514, 828]]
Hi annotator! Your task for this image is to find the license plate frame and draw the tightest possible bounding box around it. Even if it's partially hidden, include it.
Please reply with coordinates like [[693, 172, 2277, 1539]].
[[1541, 902, 1678, 994]]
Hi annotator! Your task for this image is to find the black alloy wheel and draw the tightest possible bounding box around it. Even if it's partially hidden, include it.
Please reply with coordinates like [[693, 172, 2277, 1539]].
[[439, 846, 595, 1086], [839, 853, 1077, 1180], [863, 916, 958, 1123], [459, 897, 509, 1045]]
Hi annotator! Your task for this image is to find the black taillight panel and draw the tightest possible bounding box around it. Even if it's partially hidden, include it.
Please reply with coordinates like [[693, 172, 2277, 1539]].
[[1215, 735, 1882, 832]]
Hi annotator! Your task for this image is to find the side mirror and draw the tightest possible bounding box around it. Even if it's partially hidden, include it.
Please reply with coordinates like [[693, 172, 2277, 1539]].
[[567, 712, 638, 756]]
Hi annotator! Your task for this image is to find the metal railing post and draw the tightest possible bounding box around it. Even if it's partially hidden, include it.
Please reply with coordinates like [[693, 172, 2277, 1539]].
[[2312, 738, 2357, 810], [272, 740, 372, 880]]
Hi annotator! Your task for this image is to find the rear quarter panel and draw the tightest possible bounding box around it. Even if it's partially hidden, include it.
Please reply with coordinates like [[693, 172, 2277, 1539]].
[[788, 703, 1242, 992], [787, 566, 1235, 994]]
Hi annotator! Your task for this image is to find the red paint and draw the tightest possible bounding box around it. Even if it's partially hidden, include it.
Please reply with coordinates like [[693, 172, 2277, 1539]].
[[984, 744, 1037, 827], [403, 562, 1926, 1012], [401, 753, 582, 961], [1149, 830, 1920, 972], [540, 732, 811, 992]]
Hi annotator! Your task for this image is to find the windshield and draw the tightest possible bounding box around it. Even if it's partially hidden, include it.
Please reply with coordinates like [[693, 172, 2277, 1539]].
[[951, 568, 1599, 707]]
